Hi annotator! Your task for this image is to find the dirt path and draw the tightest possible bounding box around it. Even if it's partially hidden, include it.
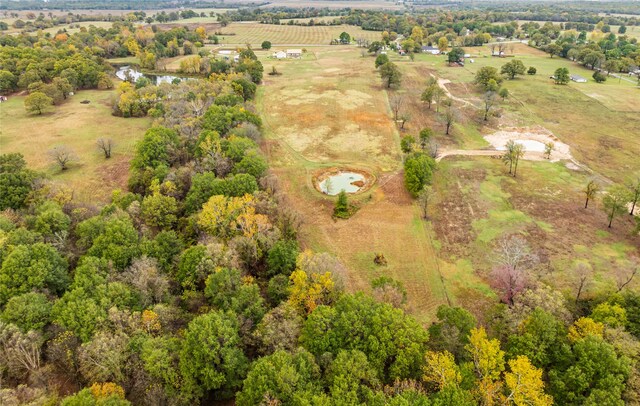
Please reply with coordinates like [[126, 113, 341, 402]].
[[434, 76, 477, 108]]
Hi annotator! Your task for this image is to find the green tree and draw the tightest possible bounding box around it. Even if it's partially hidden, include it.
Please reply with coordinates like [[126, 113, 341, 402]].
[[0, 70, 17, 93], [592, 71, 607, 83], [234, 151, 267, 178], [334, 190, 350, 218], [401, 135, 415, 153], [428, 305, 477, 360], [590, 302, 627, 328], [499, 87, 510, 100], [404, 152, 436, 197], [300, 293, 429, 382], [236, 349, 322, 405], [261, 40, 272, 50], [24, 91, 52, 115], [375, 53, 389, 68], [141, 181, 178, 229], [132, 127, 179, 170], [179, 310, 249, 397], [554, 67, 570, 85], [0, 153, 37, 210], [447, 47, 464, 63], [339, 31, 351, 44], [79, 215, 140, 270], [602, 184, 631, 228], [1, 292, 52, 332], [204, 267, 266, 326], [475, 66, 503, 90], [0, 242, 69, 305], [527, 66, 537, 75], [327, 349, 380, 403], [267, 239, 299, 276], [506, 308, 568, 369], [549, 336, 630, 405], [380, 62, 402, 89], [501, 59, 527, 79]]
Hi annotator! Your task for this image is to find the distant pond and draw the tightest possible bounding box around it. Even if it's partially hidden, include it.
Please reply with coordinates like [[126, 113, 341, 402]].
[[115, 66, 190, 85]]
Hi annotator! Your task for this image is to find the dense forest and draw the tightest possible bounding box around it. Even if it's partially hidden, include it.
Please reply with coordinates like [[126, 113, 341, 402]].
[[1, 12, 640, 406]]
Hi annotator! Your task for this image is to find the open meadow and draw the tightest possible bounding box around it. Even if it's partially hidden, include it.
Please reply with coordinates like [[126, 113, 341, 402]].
[[374, 42, 640, 316], [395, 43, 640, 183], [258, 41, 640, 322], [215, 22, 382, 45], [0, 89, 150, 202], [258, 47, 450, 322]]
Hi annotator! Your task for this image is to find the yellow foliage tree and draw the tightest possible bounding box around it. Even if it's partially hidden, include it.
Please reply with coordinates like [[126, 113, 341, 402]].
[[438, 36, 449, 52], [90, 382, 126, 399], [568, 317, 604, 343], [504, 356, 553, 406], [198, 194, 270, 239], [288, 252, 338, 314], [466, 327, 505, 405], [423, 350, 462, 390], [195, 26, 207, 40]]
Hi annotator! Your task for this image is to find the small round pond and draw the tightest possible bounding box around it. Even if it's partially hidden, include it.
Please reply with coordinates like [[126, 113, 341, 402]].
[[316, 170, 372, 196]]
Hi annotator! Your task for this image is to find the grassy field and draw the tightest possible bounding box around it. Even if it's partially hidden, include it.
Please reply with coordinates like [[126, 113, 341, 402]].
[[215, 23, 382, 45], [257, 47, 449, 322], [431, 156, 639, 316], [0, 89, 151, 202], [370, 42, 640, 317], [391, 43, 640, 183]]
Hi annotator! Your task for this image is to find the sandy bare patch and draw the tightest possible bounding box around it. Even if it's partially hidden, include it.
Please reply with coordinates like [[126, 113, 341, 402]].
[[483, 127, 573, 162]]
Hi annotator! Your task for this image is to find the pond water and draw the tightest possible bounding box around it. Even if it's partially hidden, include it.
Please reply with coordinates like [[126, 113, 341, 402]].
[[495, 139, 546, 152], [115, 66, 187, 85], [318, 172, 366, 195]]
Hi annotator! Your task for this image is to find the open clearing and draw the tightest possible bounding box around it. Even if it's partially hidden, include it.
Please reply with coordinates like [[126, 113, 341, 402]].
[[0, 89, 150, 202], [215, 23, 382, 45], [393, 43, 640, 183], [258, 47, 449, 322]]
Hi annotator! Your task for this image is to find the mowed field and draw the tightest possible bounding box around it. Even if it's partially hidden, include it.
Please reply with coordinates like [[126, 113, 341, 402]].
[[258, 47, 450, 322], [0, 90, 151, 202], [397, 43, 640, 183], [373, 43, 640, 317], [216, 23, 382, 45]]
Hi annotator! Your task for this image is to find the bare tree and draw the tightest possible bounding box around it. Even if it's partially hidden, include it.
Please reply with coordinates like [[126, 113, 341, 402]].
[[584, 180, 599, 209], [418, 185, 432, 219], [400, 114, 410, 130], [573, 262, 593, 302], [442, 102, 459, 135], [389, 93, 404, 122], [493, 235, 539, 272], [483, 91, 498, 121], [491, 264, 529, 305], [616, 259, 639, 292], [96, 138, 114, 159], [48, 145, 77, 170], [0, 323, 43, 379]]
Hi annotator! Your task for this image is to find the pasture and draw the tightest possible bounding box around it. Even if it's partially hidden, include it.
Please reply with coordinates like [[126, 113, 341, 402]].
[[257, 39, 640, 322], [0, 90, 150, 202], [258, 47, 450, 322], [394, 43, 640, 183], [215, 22, 382, 45]]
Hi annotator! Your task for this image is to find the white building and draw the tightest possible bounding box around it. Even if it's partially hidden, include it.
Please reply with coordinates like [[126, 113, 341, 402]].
[[286, 49, 302, 58], [421, 46, 441, 55], [273, 51, 287, 59]]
